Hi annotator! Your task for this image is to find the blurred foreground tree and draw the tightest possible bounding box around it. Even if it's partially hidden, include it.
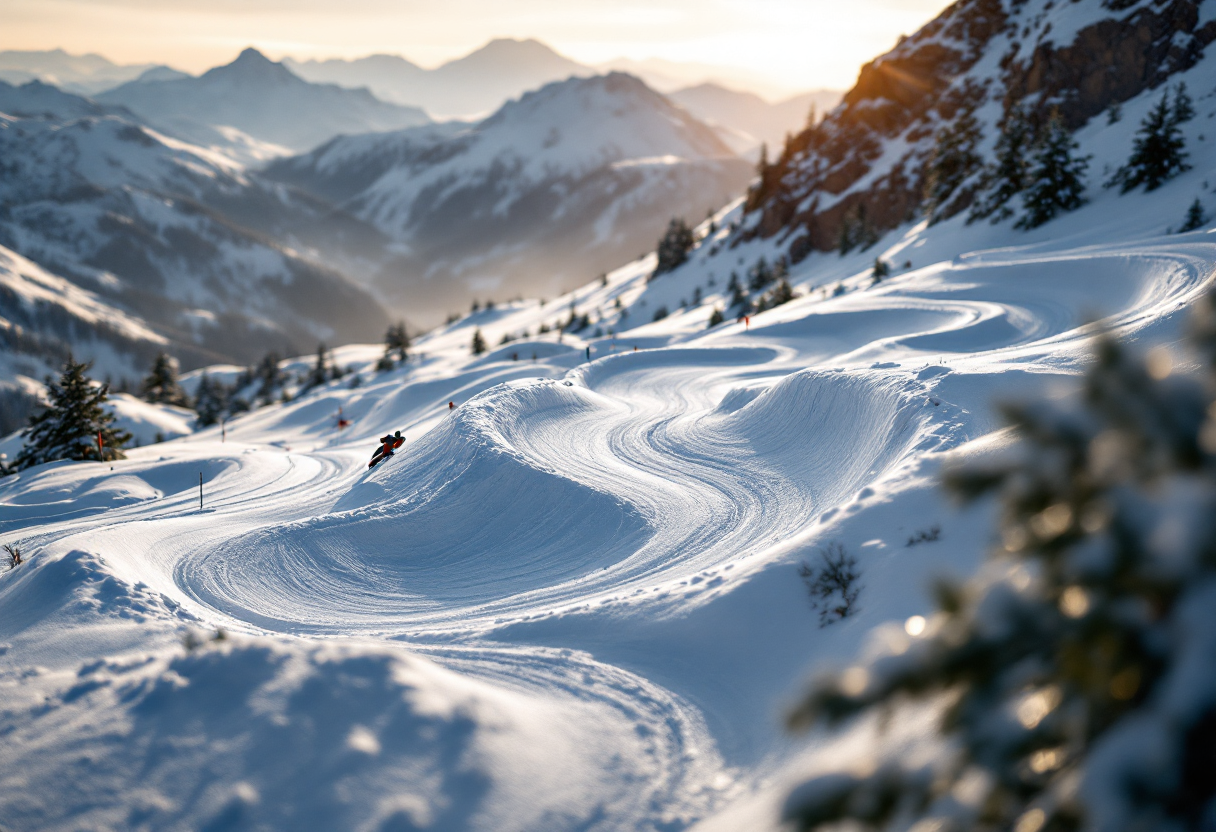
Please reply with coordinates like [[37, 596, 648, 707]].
[[784, 297, 1216, 831]]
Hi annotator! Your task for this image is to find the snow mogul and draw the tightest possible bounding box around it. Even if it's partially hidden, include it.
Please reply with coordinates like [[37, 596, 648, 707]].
[[368, 430, 404, 469]]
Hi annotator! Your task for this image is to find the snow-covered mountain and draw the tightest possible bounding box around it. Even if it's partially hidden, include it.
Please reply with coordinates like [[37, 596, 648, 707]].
[[668, 83, 841, 156], [266, 72, 753, 321], [742, 0, 1216, 258], [0, 48, 165, 95], [287, 38, 592, 118], [97, 48, 431, 157], [0, 84, 390, 376]]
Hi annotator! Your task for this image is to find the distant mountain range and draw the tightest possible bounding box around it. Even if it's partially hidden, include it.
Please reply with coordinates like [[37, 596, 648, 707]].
[[97, 48, 430, 158], [2, 42, 840, 160], [285, 38, 589, 119], [0, 43, 821, 371], [0, 79, 389, 385], [0, 48, 162, 95], [669, 84, 841, 156], [266, 73, 753, 318]]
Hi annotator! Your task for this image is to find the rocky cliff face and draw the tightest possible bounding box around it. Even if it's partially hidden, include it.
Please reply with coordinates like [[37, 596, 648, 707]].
[[745, 0, 1216, 261]]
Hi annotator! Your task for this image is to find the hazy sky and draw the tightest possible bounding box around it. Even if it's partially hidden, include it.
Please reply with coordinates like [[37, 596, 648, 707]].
[[4, 0, 953, 93]]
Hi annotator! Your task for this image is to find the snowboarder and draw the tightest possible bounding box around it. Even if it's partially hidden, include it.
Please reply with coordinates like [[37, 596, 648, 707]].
[[368, 430, 404, 469]]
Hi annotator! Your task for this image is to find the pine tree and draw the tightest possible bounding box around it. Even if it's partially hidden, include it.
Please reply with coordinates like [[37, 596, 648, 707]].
[[254, 352, 284, 406], [141, 352, 189, 407], [1173, 81, 1195, 125], [16, 356, 130, 468], [970, 105, 1031, 223], [748, 257, 773, 292], [838, 204, 878, 255], [872, 258, 891, 281], [768, 279, 795, 308], [385, 322, 410, 363], [784, 296, 1216, 832], [653, 218, 696, 277], [305, 342, 329, 389], [707, 308, 724, 328], [193, 372, 227, 428], [728, 278, 750, 313], [923, 107, 984, 222], [1016, 114, 1089, 229], [1108, 89, 1190, 193], [471, 328, 487, 356], [1180, 197, 1208, 233]]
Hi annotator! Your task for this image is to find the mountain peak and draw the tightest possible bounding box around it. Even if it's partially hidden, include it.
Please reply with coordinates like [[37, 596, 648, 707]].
[[203, 47, 300, 86], [235, 47, 272, 65]]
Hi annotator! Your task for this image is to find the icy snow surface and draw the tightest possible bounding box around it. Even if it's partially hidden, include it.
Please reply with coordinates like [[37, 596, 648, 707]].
[[5, 62, 1216, 831]]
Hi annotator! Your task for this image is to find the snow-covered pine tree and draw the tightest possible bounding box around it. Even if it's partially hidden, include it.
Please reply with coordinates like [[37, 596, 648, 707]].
[[471, 328, 487, 356], [193, 372, 227, 428], [16, 356, 130, 469], [141, 352, 189, 407], [1016, 113, 1089, 229], [707, 308, 725, 328], [1180, 198, 1208, 233], [652, 218, 696, 278], [923, 107, 984, 223], [970, 105, 1031, 223], [1107, 88, 1190, 193], [783, 295, 1216, 832]]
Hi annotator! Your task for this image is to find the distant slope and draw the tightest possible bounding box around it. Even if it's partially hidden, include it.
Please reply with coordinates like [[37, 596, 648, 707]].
[[287, 38, 591, 118], [668, 84, 842, 155], [98, 48, 431, 155], [266, 72, 752, 322], [0, 87, 390, 369]]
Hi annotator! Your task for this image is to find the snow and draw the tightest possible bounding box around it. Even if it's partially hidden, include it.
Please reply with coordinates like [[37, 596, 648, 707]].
[[0, 244, 164, 344], [8, 5, 1216, 830]]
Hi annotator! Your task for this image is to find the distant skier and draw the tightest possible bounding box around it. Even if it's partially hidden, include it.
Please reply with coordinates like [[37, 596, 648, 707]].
[[448, 401, 455, 411], [585, 346, 591, 362], [368, 430, 404, 469]]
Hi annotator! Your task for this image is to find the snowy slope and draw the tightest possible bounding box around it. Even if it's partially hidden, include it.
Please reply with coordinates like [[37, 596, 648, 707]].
[[98, 48, 431, 157], [5, 111, 1216, 826], [8, 3, 1216, 831], [267, 73, 753, 323]]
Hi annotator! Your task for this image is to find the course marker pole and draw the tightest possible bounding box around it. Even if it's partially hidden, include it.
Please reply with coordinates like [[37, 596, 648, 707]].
[[199, 472, 203, 512]]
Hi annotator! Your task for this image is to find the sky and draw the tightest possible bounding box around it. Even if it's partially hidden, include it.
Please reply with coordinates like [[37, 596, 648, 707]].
[[3, 0, 954, 94]]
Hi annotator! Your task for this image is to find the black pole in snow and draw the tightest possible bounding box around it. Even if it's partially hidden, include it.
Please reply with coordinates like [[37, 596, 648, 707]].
[[199, 472, 203, 512]]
